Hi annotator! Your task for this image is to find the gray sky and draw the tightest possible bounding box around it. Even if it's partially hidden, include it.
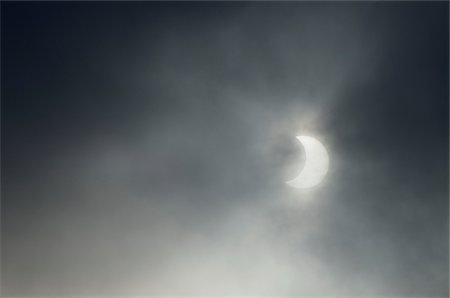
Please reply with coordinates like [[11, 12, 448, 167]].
[[2, 2, 448, 296]]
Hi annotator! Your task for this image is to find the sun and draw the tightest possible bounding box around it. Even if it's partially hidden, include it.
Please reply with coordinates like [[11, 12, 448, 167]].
[[285, 136, 329, 189]]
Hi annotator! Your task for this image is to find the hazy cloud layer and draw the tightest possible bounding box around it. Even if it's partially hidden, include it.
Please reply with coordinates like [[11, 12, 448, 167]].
[[2, 2, 448, 296]]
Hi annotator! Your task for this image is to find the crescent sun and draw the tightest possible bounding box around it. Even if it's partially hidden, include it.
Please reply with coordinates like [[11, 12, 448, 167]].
[[286, 136, 330, 189]]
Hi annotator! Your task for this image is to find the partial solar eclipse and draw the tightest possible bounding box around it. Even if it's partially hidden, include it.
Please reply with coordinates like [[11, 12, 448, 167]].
[[286, 136, 329, 189]]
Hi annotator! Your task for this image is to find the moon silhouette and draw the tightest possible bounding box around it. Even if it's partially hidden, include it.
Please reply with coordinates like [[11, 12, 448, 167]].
[[286, 136, 329, 189]]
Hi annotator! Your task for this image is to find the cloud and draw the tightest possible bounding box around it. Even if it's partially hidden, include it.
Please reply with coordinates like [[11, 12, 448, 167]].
[[2, 2, 448, 296]]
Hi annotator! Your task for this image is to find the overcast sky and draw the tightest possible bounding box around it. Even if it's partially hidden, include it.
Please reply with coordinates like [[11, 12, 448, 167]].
[[2, 2, 449, 296]]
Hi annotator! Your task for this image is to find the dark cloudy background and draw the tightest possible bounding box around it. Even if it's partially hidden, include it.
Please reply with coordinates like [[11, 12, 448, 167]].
[[2, 2, 449, 296]]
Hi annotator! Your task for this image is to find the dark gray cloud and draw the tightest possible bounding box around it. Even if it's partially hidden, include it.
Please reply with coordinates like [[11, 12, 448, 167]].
[[2, 2, 448, 296]]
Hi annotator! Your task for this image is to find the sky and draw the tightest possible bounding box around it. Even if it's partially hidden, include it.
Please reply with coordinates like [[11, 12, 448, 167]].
[[2, 2, 449, 297]]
